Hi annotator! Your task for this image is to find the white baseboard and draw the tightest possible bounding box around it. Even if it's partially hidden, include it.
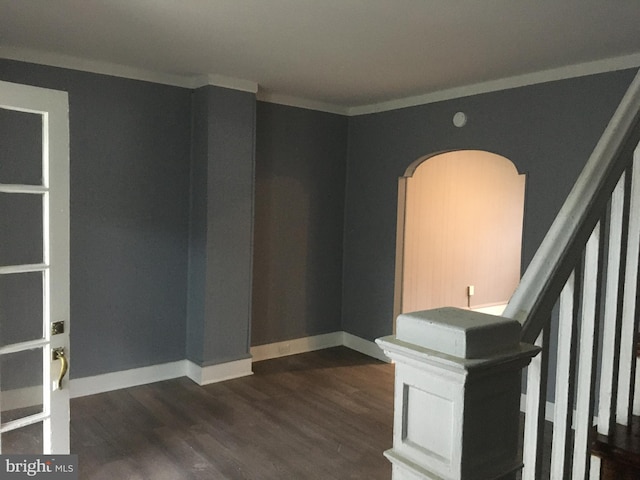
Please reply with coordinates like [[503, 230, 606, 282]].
[[250, 332, 343, 362], [186, 358, 253, 386], [70, 360, 187, 398], [342, 332, 391, 363], [250, 331, 391, 363], [71, 357, 253, 397], [67, 332, 388, 399]]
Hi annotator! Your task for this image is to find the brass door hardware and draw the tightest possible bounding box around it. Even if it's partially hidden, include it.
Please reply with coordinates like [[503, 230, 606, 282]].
[[52, 347, 68, 390], [52, 321, 65, 335]]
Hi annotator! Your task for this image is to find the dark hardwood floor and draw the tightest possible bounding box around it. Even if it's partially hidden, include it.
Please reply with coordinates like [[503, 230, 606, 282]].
[[70, 347, 394, 479]]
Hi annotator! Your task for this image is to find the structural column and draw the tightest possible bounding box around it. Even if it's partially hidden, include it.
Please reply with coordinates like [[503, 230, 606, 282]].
[[186, 84, 256, 383], [377, 307, 539, 480]]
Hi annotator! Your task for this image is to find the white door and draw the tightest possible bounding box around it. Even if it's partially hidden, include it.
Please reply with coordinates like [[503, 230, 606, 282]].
[[0, 80, 70, 454]]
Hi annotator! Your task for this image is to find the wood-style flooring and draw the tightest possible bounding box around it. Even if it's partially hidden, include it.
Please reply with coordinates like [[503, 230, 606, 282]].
[[70, 347, 394, 479]]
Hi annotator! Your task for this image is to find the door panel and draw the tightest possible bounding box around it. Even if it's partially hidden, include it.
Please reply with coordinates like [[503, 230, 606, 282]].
[[0, 80, 70, 454]]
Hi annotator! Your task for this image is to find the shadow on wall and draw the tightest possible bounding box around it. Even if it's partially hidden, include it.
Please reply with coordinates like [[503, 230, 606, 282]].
[[395, 150, 525, 318], [252, 176, 309, 344]]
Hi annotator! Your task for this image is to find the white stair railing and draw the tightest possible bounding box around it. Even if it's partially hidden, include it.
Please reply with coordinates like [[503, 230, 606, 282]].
[[517, 145, 640, 480], [507, 68, 640, 479]]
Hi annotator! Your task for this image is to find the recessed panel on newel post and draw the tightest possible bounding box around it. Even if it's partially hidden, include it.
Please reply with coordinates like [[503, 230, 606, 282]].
[[377, 308, 539, 480]]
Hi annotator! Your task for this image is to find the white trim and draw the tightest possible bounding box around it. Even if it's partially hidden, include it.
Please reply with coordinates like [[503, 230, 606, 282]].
[[2, 47, 640, 116], [185, 358, 253, 386], [0, 412, 48, 434], [256, 90, 349, 116], [347, 53, 640, 116], [61, 332, 387, 399], [0, 47, 258, 93], [189, 74, 258, 93], [0, 47, 195, 88], [69, 360, 187, 398], [69, 356, 255, 397], [0, 263, 47, 275], [250, 332, 343, 362], [0, 184, 48, 194], [342, 332, 391, 363], [250, 331, 391, 363]]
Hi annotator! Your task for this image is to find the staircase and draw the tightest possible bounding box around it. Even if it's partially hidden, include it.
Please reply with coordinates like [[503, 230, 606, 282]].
[[591, 416, 640, 480], [377, 68, 640, 480], [590, 336, 640, 479]]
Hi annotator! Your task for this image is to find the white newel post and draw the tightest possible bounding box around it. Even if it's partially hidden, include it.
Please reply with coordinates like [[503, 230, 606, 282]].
[[376, 308, 539, 480]]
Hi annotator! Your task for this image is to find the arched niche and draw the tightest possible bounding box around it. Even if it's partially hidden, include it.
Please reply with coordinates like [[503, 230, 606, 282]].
[[393, 150, 526, 328]]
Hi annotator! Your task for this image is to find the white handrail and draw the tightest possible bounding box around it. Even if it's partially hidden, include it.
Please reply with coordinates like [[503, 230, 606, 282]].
[[504, 69, 640, 343]]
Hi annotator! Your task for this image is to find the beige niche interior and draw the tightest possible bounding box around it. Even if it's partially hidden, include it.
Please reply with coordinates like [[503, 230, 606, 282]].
[[394, 150, 526, 324]]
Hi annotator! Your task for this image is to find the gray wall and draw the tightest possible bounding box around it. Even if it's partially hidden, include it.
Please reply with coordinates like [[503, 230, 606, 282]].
[[0, 60, 192, 378], [252, 102, 347, 346], [186, 85, 256, 366], [2, 57, 637, 383], [342, 69, 639, 341]]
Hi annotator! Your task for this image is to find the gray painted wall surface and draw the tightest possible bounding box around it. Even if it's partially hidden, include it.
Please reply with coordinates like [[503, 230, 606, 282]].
[[2, 57, 638, 387], [186, 85, 256, 366], [342, 69, 638, 342], [252, 102, 347, 346], [0, 108, 42, 185], [0, 60, 192, 378]]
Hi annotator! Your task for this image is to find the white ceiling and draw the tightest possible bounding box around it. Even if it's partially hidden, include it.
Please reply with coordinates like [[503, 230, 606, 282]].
[[2, 0, 640, 113]]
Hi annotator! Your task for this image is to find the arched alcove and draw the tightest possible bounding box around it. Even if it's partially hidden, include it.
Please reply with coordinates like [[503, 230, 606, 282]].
[[393, 150, 526, 326]]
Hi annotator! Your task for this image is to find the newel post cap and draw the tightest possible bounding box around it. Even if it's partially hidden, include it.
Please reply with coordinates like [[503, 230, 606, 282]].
[[396, 307, 522, 359]]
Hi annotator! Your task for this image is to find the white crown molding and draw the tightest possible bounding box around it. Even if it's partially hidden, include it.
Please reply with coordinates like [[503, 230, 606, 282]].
[[4, 46, 638, 117], [348, 53, 640, 116], [0, 46, 196, 88], [189, 73, 258, 93], [256, 90, 349, 116], [0, 46, 258, 93]]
